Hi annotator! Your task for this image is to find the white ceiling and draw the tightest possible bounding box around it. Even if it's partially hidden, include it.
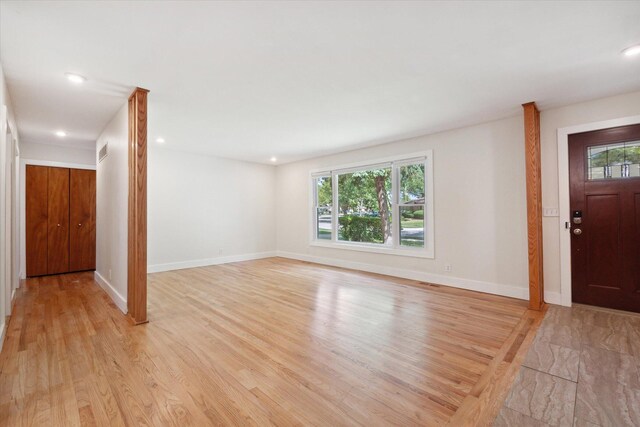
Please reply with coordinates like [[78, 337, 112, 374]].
[[1, 1, 639, 164]]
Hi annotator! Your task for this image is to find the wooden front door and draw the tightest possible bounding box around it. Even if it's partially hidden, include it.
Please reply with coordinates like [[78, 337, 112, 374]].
[[569, 124, 640, 312], [69, 169, 96, 271]]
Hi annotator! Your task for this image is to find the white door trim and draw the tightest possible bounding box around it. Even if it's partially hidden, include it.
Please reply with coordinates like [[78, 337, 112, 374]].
[[557, 115, 640, 307], [21, 158, 96, 171]]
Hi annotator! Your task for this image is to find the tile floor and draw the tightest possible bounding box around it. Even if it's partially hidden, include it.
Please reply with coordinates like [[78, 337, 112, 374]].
[[494, 304, 640, 427]]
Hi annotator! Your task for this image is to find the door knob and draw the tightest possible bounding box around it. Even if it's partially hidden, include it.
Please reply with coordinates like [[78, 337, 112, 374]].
[[57, 224, 61, 227], [78, 223, 82, 227], [573, 228, 582, 235]]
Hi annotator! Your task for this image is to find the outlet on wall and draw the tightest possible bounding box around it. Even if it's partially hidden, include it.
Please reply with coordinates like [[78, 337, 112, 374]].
[[444, 264, 452, 272]]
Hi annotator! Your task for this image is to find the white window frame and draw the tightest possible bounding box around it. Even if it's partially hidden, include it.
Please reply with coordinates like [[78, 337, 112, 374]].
[[309, 150, 434, 259], [312, 173, 333, 241]]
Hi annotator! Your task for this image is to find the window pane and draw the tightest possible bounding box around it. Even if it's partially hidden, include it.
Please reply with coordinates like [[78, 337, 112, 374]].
[[315, 176, 332, 240], [400, 163, 425, 203], [316, 207, 332, 240], [587, 140, 640, 180], [626, 143, 640, 177], [400, 205, 424, 247], [337, 167, 392, 244]]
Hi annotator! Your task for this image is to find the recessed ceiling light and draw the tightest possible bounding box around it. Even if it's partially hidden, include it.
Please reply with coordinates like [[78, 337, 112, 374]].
[[55, 130, 67, 137], [65, 73, 87, 84], [156, 137, 165, 143], [270, 156, 277, 162], [622, 44, 640, 57]]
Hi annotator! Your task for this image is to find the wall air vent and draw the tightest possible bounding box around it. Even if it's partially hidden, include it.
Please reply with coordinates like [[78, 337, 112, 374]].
[[99, 142, 108, 163]]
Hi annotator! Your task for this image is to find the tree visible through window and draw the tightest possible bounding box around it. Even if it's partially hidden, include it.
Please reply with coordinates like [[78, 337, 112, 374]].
[[314, 176, 332, 240], [337, 167, 391, 244], [399, 163, 425, 247], [312, 154, 432, 255]]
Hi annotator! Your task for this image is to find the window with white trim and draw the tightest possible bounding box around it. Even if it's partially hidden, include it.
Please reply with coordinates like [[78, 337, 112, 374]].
[[311, 152, 434, 258], [313, 175, 332, 240]]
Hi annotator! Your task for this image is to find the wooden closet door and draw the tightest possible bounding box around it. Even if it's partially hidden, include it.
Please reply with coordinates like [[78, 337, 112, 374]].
[[69, 169, 96, 271], [26, 165, 48, 276], [47, 167, 70, 274]]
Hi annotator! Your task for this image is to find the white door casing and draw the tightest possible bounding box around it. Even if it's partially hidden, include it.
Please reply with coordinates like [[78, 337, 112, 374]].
[[556, 115, 640, 307]]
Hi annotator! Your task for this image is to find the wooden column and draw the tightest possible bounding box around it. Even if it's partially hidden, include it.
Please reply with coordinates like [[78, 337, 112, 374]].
[[523, 102, 544, 311], [128, 87, 149, 324]]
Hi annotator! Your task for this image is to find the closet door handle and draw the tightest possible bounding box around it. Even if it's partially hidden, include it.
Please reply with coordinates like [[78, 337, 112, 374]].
[[57, 224, 61, 227], [78, 223, 82, 227]]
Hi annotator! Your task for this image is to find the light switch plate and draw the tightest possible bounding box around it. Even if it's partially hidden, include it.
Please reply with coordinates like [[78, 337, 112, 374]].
[[543, 207, 559, 217]]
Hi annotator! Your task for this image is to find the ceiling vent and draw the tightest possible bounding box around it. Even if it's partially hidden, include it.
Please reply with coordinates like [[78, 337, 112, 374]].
[[98, 142, 108, 163]]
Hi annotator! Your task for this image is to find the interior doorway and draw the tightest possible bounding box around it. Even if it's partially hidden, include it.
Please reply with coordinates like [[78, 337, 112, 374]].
[[24, 165, 96, 277], [568, 124, 640, 312]]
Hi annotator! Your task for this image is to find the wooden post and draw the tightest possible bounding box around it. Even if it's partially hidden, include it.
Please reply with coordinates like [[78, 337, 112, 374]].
[[128, 87, 149, 324], [523, 102, 544, 311]]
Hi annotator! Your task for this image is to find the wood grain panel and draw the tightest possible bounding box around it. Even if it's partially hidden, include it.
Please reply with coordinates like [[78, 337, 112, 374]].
[[585, 194, 621, 289], [522, 102, 544, 311], [128, 87, 149, 324], [0, 258, 537, 426], [25, 165, 48, 276], [47, 167, 69, 275], [69, 169, 96, 272]]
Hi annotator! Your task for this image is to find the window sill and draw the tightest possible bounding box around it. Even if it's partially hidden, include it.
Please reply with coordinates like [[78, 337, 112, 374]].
[[309, 240, 434, 259]]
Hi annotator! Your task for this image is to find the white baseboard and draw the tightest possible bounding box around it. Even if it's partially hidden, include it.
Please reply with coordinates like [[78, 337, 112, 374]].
[[97, 249, 565, 312], [0, 321, 5, 353], [544, 291, 563, 306], [276, 251, 531, 301], [94, 271, 127, 314], [148, 251, 277, 274]]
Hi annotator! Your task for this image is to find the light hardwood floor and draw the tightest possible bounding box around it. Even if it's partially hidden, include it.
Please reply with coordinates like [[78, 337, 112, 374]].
[[0, 257, 543, 426]]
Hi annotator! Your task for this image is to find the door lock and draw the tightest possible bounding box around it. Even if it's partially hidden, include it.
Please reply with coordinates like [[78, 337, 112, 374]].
[[572, 210, 582, 225]]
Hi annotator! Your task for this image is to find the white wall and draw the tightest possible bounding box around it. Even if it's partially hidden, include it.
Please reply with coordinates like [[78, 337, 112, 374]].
[[540, 91, 640, 298], [20, 141, 95, 166], [275, 91, 640, 304], [148, 148, 277, 272], [95, 103, 128, 313], [276, 115, 531, 300], [0, 63, 20, 351]]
